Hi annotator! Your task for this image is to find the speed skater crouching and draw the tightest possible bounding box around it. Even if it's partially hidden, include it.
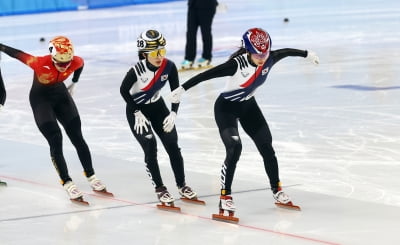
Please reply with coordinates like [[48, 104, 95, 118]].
[[170, 27, 317, 221], [120, 29, 204, 211]]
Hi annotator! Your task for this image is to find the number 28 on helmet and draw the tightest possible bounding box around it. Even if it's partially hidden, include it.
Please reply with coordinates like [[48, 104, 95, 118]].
[[136, 30, 166, 59]]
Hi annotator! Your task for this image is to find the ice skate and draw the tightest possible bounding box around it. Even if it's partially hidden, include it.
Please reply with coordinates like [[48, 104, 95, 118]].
[[156, 186, 180, 212], [87, 175, 113, 196], [195, 58, 212, 70], [212, 195, 239, 223], [64, 181, 88, 205], [179, 185, 205, 205], [179, 59, 193, 71], [0, 180, 7, 186], [273, 189, 301, 211]]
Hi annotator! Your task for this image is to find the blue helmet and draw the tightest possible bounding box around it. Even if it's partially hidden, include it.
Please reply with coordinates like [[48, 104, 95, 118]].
[[242, 28, 271, 54]]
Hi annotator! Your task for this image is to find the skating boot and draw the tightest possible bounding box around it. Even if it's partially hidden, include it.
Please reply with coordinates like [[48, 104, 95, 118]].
[[180, 60, 193, 71], [273, 187, 300, 211], [156, 186, 180, 212], [179, 185, 205, 205], [87, 175, 113, 196], [0, 179, 7, 186], [195, 58, 212, 69], [64, 181, 88, 205], [212, 195, 239, 223]]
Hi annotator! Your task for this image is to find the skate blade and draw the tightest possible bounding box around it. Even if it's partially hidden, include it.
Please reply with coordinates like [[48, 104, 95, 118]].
[[70, 197, 89, 206], [193, 65, 213, 70], [93, 189, 114, 197], [178, 68, 194, 72], [212, 214, 239, 224], [156, 203, 181, 212], [275, 202, 301, 211], [178, 65, 213, 72], [180, 197, 206, 205]]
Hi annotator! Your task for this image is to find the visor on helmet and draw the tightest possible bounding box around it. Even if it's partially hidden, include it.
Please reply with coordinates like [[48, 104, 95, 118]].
[[146, 48, 167, 58]]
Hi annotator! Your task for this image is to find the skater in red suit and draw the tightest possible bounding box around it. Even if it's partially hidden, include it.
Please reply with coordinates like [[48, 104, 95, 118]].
[[170, 27, 319, 214], [0, 37, 109, 201], [120, 30, 199, 205]]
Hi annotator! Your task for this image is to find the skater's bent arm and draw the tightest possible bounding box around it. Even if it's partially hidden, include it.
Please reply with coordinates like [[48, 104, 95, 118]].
[[181, 59, 237, 91], [71, 65, 84, 83], [120, 68, 139, 110], [0, 43, 35, 68], [167, 63, 180, 113]]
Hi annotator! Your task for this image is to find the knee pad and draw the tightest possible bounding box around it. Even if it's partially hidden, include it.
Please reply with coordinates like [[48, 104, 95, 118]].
[[142, 136, 157, 163], [221, 128, 242, 164], [39, 122, 63, 155], [260, 143, 276, 160]]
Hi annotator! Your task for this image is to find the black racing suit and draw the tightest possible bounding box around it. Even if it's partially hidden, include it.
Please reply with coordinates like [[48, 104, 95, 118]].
[[0, 67, 5, 106], [0, 43, 94, 184], [120, 58, 187, 190], [181, 48, 308, 195]]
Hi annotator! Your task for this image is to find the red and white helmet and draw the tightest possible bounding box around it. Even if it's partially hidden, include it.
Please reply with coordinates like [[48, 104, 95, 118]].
[[48, 36, 74, 62], [242, 28, 271, 54]]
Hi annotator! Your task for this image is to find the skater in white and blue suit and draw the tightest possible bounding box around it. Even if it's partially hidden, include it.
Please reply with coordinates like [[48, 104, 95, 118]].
[[170, 27, 320, 213], [120, 30, 198, 205]]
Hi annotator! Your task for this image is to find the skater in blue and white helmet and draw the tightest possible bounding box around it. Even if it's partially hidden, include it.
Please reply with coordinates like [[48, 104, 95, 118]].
[[120, 30, 199, 206], [170, 27, 319, 214]]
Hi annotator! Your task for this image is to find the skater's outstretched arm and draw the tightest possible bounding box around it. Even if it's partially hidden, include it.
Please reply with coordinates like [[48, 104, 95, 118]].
[[270, 48, 319, 65], [169, 60, 236, 103], [0, 43, 35, 68]]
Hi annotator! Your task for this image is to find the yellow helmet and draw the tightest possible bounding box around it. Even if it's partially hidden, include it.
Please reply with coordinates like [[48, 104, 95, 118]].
[[48, 36, 74, 62], [137, 30, 166, 52]]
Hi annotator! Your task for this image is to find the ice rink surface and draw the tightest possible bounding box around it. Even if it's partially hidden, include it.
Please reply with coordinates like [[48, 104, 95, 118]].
[[1, 0, 400, 244]]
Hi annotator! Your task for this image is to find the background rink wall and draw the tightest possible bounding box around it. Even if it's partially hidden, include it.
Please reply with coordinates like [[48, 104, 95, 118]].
[[0, 0, 184, 16]]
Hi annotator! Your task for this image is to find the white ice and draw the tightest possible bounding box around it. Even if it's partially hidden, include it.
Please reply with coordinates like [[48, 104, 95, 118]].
[[1, 0, 400, 244]]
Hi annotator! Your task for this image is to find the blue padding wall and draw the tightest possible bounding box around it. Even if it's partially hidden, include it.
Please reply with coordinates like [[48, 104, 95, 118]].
[[0, 0, 182, 16]]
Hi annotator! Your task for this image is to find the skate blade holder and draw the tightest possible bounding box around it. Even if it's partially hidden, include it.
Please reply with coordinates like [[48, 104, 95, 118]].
[[180, 197, 206, 205], [195, 64, 213, 70], [156, 202, 181, 212], [275, 201, 301, 211], [70, 197, 89, 206], [212, 210, 239, 224], [93, 189, 114, 197], [178, 65, 213, 72]]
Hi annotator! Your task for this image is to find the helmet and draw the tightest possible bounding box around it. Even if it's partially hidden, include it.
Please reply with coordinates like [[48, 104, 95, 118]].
[[48, 36, 74, 62], [137, 30, 166, 52], [242, 28, 271, 54]]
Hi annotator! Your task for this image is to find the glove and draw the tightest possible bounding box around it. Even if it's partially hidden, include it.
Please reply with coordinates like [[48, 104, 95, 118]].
[[306, 50, 319, 65], [163, 111, 177, 133], [134, 110, 150, 135], [169, 86, 185, 103], [67, 83, 76, 96]]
